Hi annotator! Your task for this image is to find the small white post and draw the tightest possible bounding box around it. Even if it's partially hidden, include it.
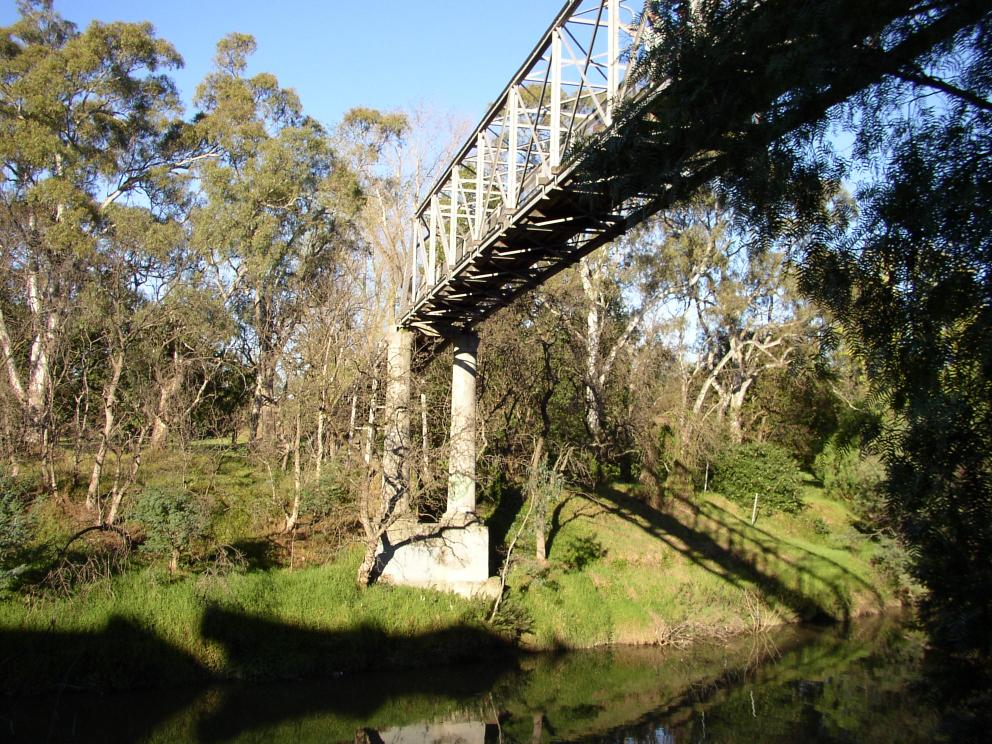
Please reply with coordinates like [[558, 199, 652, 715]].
[[751, 493, 759, 526]]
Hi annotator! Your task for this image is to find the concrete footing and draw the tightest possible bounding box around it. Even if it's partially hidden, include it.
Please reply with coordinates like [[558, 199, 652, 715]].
[[379, 721, 486, 744], [375, 515, 497, 599]]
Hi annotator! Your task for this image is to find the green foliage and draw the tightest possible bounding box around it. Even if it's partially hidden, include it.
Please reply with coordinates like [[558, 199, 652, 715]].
[[557, 534, 606, 572], [132, 487, 211, 567], [712, 443, 805, 514], [814, 440, 884, 498], [798, 58, 992, 650], [869, 534, 915, 596], [601, 0, 992, 653], [749, 361, 841, 468], [0, 471, 32, 567], [809, 515, 830, 536]]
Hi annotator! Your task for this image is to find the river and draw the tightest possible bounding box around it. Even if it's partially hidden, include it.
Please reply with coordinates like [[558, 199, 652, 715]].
[[3, 614, 982, 743]]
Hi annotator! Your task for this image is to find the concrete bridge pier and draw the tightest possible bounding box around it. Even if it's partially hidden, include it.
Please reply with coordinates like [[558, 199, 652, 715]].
[[376, 328, 494, 597], [446, 332, 479, 518]]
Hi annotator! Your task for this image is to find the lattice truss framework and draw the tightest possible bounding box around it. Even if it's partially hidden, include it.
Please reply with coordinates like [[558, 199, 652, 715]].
[[403, 0, 662, 337]]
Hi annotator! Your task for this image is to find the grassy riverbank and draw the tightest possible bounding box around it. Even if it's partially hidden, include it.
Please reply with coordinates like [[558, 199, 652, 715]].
[[0, 478, 905, 693], [503, 481, 905, 648]]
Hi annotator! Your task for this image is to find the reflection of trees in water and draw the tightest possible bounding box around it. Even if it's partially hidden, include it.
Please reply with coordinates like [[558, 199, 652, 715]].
[[3, 615, 964, 743]]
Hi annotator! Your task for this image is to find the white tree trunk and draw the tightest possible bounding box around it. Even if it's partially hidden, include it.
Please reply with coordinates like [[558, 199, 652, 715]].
[[284, 411, 302, 533], [580, 259, 604, 445], [86, 350, 125, 511], [149, 351, 186, 449], [0, 274, 60, 445]]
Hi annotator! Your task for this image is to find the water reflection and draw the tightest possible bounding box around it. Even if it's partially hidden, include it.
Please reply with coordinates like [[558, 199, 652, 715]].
[[4, 614, 975, 743]]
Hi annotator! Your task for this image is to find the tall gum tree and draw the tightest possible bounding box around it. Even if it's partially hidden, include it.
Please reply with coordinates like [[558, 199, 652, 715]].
[[80, 205, 225, 523], [674, 195, 817, 442], [191, 34, 361, 445], [0, 1, 197, 462]]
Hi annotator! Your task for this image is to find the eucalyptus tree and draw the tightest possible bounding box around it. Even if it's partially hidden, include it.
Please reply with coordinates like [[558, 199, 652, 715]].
[[336, 106, 407, 315], [674, 196, 818, 442], [77, 204, 231, 523], [567, 197, 724, 465], [191, 34, 361, 445], [336, 106, 467, 331], [0, 1, 200, 475]]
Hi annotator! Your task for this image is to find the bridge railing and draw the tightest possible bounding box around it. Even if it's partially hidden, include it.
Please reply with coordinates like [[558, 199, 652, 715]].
[[406, 0, 654, 309]]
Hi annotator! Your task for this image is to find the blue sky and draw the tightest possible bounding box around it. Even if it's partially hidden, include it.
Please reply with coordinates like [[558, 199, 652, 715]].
[[1, 0, 565, 127]]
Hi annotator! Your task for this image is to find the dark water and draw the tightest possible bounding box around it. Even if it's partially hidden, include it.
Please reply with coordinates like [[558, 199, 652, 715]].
[[3, 615, 986, 743]]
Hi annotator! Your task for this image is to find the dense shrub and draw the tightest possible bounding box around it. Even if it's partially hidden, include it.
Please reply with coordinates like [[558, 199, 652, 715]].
[[814, 440, 885, 498], [711, 442, 805, 514], [132, 487, 211, 570], [0, 471, 33, 567], [299, 462, 355, 523], [557, 533, 606, 572], [814, 439, 887, 527]]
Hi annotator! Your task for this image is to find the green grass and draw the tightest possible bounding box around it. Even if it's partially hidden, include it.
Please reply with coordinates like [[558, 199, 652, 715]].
[[1, 454, 907, 692], [0, 549, 501, 692], [500, 480, 901, 650]]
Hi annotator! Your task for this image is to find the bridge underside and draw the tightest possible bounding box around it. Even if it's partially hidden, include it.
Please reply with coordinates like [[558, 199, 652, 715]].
[[401, 166, 666, 338]]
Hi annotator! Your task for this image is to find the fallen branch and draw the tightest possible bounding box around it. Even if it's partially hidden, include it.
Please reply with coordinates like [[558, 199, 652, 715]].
[[56, 524, 133, 562]]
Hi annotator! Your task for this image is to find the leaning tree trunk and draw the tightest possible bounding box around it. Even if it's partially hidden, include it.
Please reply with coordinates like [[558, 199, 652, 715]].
[[104, 426, 147, 526]]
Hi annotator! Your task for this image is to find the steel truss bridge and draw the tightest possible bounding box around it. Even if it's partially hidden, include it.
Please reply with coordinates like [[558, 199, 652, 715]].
[[400, 0, 665, 338]]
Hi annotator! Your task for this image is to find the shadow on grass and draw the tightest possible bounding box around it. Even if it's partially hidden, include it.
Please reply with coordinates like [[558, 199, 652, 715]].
[[546, 494, 589, 556], [0, 605, 513, 741], [591, 485, 885, 625]]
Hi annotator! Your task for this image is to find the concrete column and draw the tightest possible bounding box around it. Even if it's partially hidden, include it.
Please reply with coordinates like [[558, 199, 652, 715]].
[[382, 326, 412, 514], [447, 331, 479, 516]]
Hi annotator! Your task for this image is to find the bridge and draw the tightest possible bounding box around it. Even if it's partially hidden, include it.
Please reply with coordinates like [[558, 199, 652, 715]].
[[374, 0, 670, 593], [370, 0, 969, 592]]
